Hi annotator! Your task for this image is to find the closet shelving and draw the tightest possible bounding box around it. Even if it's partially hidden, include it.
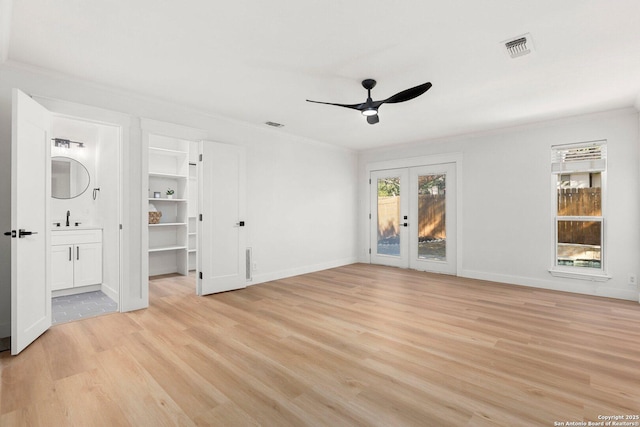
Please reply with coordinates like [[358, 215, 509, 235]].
[[148, 135, 190, 275]]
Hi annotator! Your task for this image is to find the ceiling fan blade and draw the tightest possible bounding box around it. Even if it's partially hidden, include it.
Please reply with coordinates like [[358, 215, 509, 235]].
[[367, 114, 380, 125], [306, 99, 364, 111], [382, 82, 432, 104]]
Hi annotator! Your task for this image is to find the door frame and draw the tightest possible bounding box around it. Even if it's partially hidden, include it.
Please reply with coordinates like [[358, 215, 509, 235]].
[[35, 95, 130, 309], [366, 153, 463, 275], [140, 118, 208, 299]]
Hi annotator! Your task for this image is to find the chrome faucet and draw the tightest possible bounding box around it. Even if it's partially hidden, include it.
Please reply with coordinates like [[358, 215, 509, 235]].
[[66, 210, 70, 227]]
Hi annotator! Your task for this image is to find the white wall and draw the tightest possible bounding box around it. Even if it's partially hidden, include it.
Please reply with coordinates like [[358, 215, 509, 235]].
[[0, 63, 359, 337], [359, 108, 640, 301]]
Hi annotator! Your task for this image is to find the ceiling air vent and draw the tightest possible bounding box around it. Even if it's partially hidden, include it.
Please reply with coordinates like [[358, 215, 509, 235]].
[[265, 121, 284, 128], [503, 33, 534, 58]]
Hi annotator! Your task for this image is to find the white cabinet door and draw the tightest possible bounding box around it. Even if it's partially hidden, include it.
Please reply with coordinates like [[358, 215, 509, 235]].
[[51, 245, 73, 291], [74, 243, 103, 287]]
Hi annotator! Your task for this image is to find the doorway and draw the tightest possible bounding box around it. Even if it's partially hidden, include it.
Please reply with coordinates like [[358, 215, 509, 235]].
[[10, 89, 124, 354], [370, 163, 457, 274]]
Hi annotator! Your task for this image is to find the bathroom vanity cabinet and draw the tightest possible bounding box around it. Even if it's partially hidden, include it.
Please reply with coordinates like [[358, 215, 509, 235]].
[[51, 228, 103, 291]]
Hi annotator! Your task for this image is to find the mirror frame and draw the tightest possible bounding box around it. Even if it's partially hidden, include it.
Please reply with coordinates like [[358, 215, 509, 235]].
[[51, 156, 91, 199]]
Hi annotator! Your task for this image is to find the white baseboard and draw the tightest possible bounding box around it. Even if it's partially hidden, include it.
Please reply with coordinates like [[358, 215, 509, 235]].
[[52, 284, 101, 298], [101, 282, 119, 307], [249, 257, 358, 286], [461, 269, 639, 301]]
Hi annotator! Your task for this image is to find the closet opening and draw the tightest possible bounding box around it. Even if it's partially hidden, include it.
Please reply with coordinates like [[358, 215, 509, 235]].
[[146, 135, 198, 293]]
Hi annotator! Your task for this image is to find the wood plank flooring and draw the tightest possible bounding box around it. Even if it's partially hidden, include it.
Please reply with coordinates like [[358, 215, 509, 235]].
[[2, 263, 640, 426]]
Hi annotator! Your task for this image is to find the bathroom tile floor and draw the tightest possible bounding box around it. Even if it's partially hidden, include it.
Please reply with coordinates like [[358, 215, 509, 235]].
[[52, 291, 118, 325]]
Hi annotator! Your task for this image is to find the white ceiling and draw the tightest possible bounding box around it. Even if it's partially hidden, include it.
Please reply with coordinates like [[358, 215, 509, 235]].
[[5, 1, 640, 150]]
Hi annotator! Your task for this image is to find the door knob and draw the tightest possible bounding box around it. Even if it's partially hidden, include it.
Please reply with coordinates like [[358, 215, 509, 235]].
[[18, 229, 38, 238]]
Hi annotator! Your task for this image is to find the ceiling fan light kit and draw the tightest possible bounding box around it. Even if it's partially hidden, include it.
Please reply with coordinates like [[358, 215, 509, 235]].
[[306, 79, 432, 125]]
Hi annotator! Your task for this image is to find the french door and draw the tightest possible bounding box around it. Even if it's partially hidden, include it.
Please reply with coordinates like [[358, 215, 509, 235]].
[[370, 163, 457, 274]]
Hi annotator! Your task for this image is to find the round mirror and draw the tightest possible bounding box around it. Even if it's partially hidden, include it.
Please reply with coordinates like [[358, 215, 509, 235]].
[[51, 156, 90, 199]]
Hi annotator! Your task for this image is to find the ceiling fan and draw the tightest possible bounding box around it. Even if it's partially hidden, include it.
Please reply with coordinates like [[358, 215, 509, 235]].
[[306, 79, 432, 125]]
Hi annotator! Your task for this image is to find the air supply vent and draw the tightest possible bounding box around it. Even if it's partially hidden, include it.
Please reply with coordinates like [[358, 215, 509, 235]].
[[246, 247, 252, 281], [503, 33, 534, 58], [265, 121, 284, 128]]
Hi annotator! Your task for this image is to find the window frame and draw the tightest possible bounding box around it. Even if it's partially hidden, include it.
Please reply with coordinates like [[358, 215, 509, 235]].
[[549, 140, 610, 281]]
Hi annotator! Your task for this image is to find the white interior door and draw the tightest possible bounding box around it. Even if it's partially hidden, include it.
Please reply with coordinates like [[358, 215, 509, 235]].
[[409, 163, 457, 274], [10, 89, 51, 355], [197, 141, 247, 295], [370, 169, 409, 268]]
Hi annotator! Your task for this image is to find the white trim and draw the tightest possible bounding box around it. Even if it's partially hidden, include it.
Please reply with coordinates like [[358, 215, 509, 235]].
[[462, 269, 635, 301], [548, 268, 610, 282], [140, 118, 208, 141], [0, 0, 12, 63], [249, 257, 358, 286]]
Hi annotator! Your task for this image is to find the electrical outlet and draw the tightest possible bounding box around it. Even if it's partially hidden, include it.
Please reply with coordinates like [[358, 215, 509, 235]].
[[628, 274, 637, 286]]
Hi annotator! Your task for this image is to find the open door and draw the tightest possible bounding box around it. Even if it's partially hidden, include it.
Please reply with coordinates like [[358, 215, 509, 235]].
[[197, 141, 247, 295], [9, 89, 52, 355]]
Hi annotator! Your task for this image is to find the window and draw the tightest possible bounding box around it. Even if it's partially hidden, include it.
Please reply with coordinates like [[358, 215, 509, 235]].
[[550, 141, 608, 279]]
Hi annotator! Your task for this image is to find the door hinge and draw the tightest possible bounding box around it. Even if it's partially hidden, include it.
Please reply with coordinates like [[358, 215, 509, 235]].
[[199, 271, 203, 279], [119, 224, 123, 230], [199, 214, 202, 221], [369, 213, 371, 219], [199, 154, 203, 162], [369, 248, 371, 254], [369, 178, 371, 184]]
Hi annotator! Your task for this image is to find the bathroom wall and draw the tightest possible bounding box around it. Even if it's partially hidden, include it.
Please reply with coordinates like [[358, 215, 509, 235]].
[[50, 117, 98, 228]]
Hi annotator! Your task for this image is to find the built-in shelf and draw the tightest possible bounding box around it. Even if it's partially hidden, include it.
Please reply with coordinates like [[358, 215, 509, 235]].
[[149, 245, 188, 253], [148, 133, 194, 277], [149, 172, 188, 180]]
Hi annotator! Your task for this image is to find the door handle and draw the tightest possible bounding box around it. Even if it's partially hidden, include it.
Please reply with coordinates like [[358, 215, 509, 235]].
[[69, 247, 72, 261], [18, 229, 38, 238], [234, 221, 245, 227], [3, 230, 16, 238], [77, 246, 80, 260]]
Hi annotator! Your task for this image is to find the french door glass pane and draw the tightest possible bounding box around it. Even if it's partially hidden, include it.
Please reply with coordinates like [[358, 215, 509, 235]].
[[557, 220, 602, 268], [417, 174, 446, 260], [377, 177, 400, 256]]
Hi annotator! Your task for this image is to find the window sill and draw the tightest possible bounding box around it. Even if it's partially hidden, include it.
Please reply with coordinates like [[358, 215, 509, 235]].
[[548, 269, 611, 282]]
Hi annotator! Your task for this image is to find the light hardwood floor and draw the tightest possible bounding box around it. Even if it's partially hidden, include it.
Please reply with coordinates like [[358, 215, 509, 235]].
[[1, 264, 640, 426]]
